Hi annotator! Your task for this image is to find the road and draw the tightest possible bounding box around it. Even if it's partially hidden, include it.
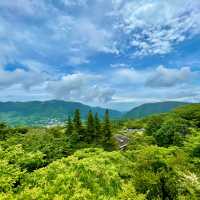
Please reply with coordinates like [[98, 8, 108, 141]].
[[114, 134, 129, 150]]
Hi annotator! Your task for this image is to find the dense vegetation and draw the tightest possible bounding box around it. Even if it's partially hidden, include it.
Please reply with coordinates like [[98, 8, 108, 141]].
[[0, 104, 200, 199]]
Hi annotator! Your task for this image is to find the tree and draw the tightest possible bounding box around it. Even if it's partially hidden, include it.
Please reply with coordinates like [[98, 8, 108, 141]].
[[145, 115, 164, 136], [73, 109, 84, 141], [66, 116, 73, 136], [153, 118, 190, 147], [0, 122, 9, 140], [94, 113, 102, 143], [86, 111, 95, 143], [102, 110, 112, 146], [174, 104, 200, 128], [73, 109, 82, 131]]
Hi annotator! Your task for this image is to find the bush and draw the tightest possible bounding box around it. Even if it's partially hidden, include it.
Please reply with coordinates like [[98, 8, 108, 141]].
[[153, 118, 190, 147], [145, 115, 165, 136], [174, 104, 200, 128], [10, 148, 143, 199]]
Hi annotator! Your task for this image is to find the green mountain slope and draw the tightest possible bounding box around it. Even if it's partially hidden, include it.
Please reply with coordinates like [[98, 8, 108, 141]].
[[0, 100, 122, 126], [125, 101, 188, 119]]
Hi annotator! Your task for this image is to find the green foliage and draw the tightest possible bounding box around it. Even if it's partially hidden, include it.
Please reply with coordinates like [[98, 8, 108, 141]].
[[0, 104, 200, 199], [183, 130, 200, 171], [0, 159, 23, 193], [66, 116, 74, 136], [1, 148, 143, 199], [125, 119, 145, 129], [126, 132, 155, 150], [145, 115, 165, 136], [86, 111, 95, 143], [102, 110, 112, 148], [0, 123, 10, 140], [174, 104, 200, 128], [0, 143, 46, 194], [11, 127, 28, 135], [126, 146, 199, 199], [73, 109, 85, 141], [0, 144, 46, 172], [94, 112, 102, 142], [3, 127, 70, 163], [153, 118, 190, 147]]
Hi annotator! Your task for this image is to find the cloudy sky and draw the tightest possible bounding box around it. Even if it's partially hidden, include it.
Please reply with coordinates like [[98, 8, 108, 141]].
[[0, 0, 200, 111]]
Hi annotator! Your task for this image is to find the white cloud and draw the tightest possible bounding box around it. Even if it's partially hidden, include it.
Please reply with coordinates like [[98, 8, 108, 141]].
[[146, 65, 197, 88], [105, 64, 200, 109], [0, 67, 47, 90], [111, 64, 198, 87], [113, 67, 146, 84], [0, 62, 199, 110], [0, 0, 200, 66], [47, 72, 114, 104], [110, 63, 130, 68], [111, 0, 200, 56]]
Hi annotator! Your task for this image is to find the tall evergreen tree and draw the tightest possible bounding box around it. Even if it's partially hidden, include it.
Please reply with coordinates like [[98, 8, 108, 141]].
[[66, 116, 73, 136], [86, 111, 95, 143], [73, 109, 84, 140], [102, 110, 112, 144], [66, 116, 79, 146], [73, 109, 82, 130], [94, 112, 102, 143]]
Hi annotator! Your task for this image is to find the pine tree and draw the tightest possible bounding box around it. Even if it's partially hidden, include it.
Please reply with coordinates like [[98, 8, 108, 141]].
[[66, 116, 79, 147], [86, 111, 95, 143], [94, 112, 102, 143], [73, 109, 82, 130], [73, 109, 84, 141], [66, 116, 73, 136], [102, 110, 112, 145]]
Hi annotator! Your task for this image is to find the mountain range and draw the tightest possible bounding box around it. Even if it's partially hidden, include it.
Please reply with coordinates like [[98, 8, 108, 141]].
[[0, 100, 122, 126], [0, 100, 189, 126], [125, 101, 188, 119]]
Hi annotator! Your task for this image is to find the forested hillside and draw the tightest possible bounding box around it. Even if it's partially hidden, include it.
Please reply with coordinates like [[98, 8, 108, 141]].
[[0, 104, 200, 199], [0, 100, 189, 126], [0, 100, 122, 126], [125, 101, 188, 119]]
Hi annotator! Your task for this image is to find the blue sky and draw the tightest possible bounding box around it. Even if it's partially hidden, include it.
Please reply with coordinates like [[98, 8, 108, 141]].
[[0, 0, 200, 111]]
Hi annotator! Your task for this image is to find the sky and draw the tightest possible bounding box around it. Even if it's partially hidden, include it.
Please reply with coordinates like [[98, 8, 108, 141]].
[[0, 0, 200, 111]]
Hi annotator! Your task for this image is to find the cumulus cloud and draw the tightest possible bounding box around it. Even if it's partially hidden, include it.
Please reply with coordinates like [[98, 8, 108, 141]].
[[47, 73, 115, 104], [113, 67, 146, 85], [111, 64, 198, 88], [146, 65, 197, 88], [106, 64, 200, 109], [0, 67, 47, 90]]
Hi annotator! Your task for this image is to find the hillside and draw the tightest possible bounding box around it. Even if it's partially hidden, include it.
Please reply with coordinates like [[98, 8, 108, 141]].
[[0, 100, 122, 126], [125, 101, 188, 119]]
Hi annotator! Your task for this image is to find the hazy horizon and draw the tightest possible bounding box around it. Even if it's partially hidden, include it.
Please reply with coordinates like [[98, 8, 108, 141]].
[[0, 99, 193, 112]]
